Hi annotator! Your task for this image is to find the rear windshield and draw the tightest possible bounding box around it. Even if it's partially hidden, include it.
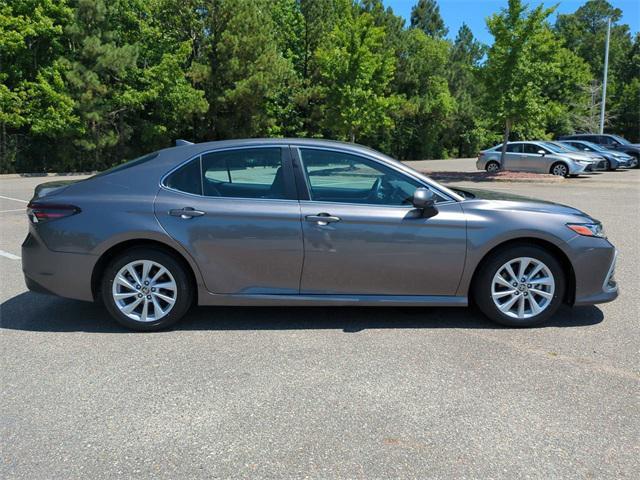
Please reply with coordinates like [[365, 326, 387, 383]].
[[91, 152, 159, 178]]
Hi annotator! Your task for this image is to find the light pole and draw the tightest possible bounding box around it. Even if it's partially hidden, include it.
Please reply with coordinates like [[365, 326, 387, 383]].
[[599, 17, 611, 134]]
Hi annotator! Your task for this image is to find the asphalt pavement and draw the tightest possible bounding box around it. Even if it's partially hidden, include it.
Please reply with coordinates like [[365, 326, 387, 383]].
[[1, 162, 638, 479]]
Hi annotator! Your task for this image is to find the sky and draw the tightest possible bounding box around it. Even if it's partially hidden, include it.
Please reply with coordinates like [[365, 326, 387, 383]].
[[385, 0, 640, 44]]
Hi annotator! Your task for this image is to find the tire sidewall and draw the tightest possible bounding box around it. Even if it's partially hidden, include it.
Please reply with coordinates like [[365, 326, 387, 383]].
[[486, 161, 500, 173], [551, 163, 568, 177], [473, 245, 566, 327], [101, 248, 193, 331]]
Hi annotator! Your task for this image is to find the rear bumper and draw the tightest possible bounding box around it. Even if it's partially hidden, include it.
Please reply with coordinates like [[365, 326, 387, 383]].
[[22, 232, 97, 302]]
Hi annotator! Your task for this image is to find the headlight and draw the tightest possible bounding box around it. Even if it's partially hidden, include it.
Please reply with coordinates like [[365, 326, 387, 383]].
[[567, 223, 606, 238]]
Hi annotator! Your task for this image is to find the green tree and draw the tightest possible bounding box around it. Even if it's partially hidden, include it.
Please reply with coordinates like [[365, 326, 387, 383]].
[[204, 0, 297, 139], [446, 23, 488, 157], [316, 10, 398, 143], [410, 0, 448, 38], [394, 28, 454, 159], [484, 0, 557, 161], [0, 0, 75, 172], [555, 0, 634, 135]]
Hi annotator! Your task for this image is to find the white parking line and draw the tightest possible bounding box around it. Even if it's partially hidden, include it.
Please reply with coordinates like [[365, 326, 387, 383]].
[[0, 194, 29, 203], [0, 250, 21, 260], [0, 208, 25, 213]]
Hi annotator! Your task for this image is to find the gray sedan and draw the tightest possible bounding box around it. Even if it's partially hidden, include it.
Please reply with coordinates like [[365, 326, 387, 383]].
[[22, 139, 618, 330], [477, 141, 605, 176], [559, 139, 636, 169]]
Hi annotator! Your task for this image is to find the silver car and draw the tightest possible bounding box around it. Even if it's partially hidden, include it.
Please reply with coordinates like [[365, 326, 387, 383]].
[[477, 141, 604, 176], [22, 139, 618, 331]]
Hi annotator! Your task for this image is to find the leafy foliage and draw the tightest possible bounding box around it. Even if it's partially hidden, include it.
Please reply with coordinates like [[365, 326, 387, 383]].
[[0, 0, 637, 172]]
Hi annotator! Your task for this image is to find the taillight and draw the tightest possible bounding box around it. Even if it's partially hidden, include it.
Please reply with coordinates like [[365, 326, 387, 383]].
[[27, 202, 81, 223]]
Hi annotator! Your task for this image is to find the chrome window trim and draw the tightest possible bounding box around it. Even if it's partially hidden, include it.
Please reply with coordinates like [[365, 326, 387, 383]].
[[293, 145, 459, 205], [159, 144, 297, 202]]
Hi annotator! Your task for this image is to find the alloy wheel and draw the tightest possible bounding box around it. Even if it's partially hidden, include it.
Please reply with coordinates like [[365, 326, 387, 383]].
[[491, 257, 555, 319], [487, 162, 500, 173], [111, 260, 177, 322], [552, 164, 568, 176]]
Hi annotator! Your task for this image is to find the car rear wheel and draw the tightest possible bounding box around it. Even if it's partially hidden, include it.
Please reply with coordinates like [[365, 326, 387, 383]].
[[473, 245, 566, 327], [101, 248, 193, 331], [486, 161, 500, 173], [550, 162, 569, 177]]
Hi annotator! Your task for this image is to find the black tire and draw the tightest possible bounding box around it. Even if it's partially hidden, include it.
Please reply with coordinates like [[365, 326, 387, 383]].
[[550, 162, 569, 177], [101, 247, 193, 331], [485, 161, 500, 173], [472, 245, 566, 327]]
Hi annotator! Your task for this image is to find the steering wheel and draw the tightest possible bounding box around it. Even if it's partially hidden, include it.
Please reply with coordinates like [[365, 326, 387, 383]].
[[368, 177, 385, 202]]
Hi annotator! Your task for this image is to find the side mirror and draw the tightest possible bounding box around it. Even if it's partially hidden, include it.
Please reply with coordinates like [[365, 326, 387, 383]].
[[412, 188, 438, 217], [537, 150, 546, 155]]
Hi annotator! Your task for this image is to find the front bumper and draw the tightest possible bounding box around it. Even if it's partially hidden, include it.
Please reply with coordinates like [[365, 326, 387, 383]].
[[570, 239, 619, 306]]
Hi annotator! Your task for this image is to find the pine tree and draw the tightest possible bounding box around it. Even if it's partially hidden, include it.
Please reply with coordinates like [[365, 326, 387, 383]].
[[410, 0, 448, 39]]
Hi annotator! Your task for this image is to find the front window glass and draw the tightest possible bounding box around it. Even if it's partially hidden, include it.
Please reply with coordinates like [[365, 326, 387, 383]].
[[201, 148, 286, 199], [522, 143, 544, 154], [299, 148, 440, 205]]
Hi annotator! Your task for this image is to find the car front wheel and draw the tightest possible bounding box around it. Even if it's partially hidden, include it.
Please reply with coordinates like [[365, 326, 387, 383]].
[[486, 161, 500, 173], [550, 163, 569, 177], [101, 248, 193, 331], [473, 245, 566, 327]]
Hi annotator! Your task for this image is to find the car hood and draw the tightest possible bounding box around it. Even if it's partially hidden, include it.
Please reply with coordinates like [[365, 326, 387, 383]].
[[450, 186, 594, 220]]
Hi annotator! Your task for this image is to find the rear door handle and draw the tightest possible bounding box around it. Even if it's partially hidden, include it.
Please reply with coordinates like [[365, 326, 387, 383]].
[[305, 213, 341, 225], [169, 207, 205, 219]]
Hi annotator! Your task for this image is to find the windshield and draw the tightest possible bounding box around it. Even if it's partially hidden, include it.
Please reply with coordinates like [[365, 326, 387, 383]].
[[541, 142, 570, 153], [551, 142, 580, 152], [611, 135, 630, 145], [581, 141, 608, 152]]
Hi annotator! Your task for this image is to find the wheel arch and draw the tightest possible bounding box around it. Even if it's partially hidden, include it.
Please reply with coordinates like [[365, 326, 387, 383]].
[[91, 239, 200, 303], [469, 237, 576, 305]]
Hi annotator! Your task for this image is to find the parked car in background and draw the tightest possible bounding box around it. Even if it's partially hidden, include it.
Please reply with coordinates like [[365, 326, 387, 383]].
[[559, 140, 636, 170], [541, 141, 608, 171], [558, 134, 640, 168], [477, 141, 603, 176], [22, 139, 618, 331]]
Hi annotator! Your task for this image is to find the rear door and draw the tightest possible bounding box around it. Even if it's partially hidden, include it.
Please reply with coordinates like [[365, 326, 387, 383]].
[[154, 146, 304, 295]]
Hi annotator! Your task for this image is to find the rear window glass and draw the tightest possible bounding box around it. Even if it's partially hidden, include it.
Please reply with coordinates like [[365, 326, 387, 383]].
[[92, 152, 159, 178], [165, 159, 202, 195]]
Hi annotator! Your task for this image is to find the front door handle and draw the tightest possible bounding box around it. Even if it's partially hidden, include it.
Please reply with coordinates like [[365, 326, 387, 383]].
[[169, 207, 205, 219], [305, 213, 341, 226]]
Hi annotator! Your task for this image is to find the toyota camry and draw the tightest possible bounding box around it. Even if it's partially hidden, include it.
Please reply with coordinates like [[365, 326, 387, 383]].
[[22, 139, 618, 330]]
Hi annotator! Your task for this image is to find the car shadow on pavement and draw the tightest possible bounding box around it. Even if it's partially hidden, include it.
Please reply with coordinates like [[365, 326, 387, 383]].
[[1, 292, 604, 333]]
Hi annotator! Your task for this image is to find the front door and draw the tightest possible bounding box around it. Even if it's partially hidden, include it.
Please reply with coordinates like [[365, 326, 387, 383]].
[[155, 146, 304, 295], [293, 147, 467, 296], [520, 143, 549, 173]]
